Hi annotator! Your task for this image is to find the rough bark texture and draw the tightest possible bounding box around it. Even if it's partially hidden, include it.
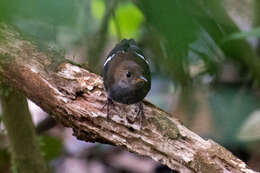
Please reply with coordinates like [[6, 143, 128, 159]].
[[0, 23, 256, 173]]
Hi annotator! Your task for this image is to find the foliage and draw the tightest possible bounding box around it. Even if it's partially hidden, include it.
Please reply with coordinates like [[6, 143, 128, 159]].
[[135, 0, 227, 86], [91, 0, 144, 39], [91, 0, 105, 20], [224, 27, 260, 41], [109, 2, 144, 39], [0, 0, 88, 48], [39, 136, 62, 161]]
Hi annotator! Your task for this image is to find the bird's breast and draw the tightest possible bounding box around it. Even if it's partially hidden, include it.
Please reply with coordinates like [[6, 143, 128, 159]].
[[108, 83, 149, 104]]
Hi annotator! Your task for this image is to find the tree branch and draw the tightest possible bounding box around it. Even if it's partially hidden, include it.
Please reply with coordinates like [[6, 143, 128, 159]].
[[0, 23, 256, 173]]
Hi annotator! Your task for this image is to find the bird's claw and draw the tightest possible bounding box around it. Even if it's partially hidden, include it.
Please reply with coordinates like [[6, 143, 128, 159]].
[[102, 98, 114, 121], [136, 102, 145, 126]]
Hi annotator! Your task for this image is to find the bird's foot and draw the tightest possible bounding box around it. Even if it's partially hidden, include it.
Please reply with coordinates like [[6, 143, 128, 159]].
[[102, 98, 114, 121], [136, 102, 145, 126]]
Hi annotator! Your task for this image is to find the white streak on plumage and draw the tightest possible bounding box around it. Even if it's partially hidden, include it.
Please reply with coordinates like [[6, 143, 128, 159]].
[[135, 52, 149, 65], [104, 51, 149, 67], [104, 54, 115, 66]]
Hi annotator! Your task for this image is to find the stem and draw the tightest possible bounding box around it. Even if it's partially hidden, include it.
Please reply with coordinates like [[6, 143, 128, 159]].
[[254, 0, 260, 55], [1, 87, 49, 173], [87, 0, 119, 73]]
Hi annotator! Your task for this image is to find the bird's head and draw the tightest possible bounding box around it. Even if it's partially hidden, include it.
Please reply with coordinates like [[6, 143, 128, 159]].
[[115, 59, 149, 89]]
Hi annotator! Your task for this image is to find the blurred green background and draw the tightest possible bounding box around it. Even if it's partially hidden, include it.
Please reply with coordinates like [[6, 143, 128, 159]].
[[1, 0, 260, 172]]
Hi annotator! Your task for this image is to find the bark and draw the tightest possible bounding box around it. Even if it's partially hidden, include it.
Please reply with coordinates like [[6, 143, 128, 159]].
[[0, 23, 256, 173]]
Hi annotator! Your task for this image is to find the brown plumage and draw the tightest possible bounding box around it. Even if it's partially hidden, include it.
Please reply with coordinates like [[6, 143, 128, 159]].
[[103, 39, 151, 122]]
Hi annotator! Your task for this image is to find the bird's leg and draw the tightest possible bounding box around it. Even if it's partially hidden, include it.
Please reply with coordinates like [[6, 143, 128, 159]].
[[102, 98, 114, 120], [136, 102, 145, 125]]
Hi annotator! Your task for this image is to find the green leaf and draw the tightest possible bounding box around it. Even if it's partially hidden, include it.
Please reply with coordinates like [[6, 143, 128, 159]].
[[137, 0, 224, 85], [223, 28, 260, 42], [91, 0, 105, 20], [109, 2, 144, 39], [39, 135, 62, 161]]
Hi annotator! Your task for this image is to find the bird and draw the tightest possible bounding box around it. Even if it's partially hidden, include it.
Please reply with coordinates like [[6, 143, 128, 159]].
[[103, 39, 151, 123]]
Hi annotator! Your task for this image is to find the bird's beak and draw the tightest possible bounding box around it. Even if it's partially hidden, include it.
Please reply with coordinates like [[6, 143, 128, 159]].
[[136, 76, 148, 83]]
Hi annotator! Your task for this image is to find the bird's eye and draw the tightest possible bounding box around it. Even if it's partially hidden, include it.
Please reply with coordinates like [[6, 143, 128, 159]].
[[126, 72, 131, 78]]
